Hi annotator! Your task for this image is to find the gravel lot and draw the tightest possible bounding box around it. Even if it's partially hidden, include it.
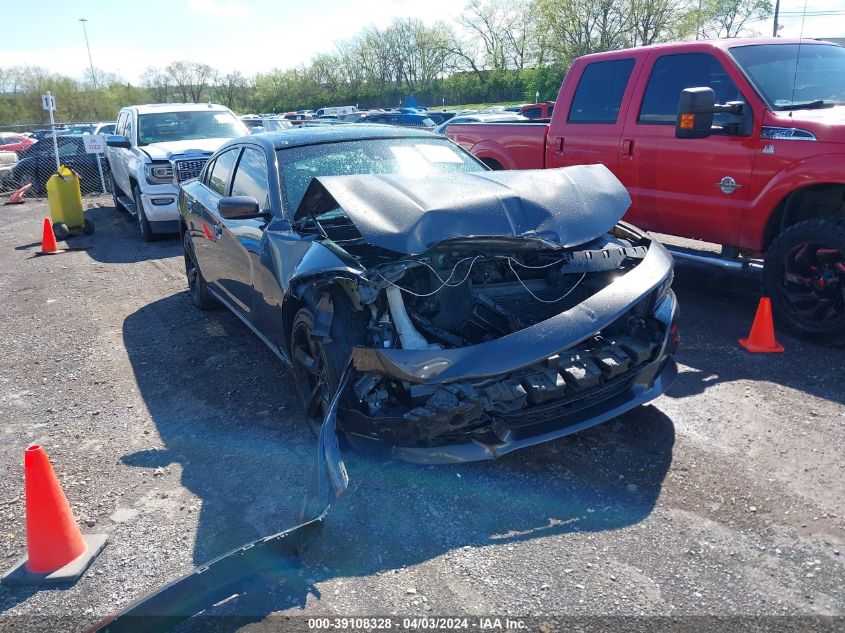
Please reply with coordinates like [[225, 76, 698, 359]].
[[0, 198, 843, 631]]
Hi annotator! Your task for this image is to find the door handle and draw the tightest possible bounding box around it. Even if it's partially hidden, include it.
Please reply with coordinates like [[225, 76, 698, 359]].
[[622, 139, 635, 156], [554, 136, 565, 153]]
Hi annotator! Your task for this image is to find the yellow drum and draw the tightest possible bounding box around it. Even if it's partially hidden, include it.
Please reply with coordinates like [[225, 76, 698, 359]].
[[46, 166, 93, 238]]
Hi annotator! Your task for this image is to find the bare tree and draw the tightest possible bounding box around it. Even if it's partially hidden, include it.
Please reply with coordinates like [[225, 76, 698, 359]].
[[141, 66, 170, 102], [628, 0, 693, 46], [165, 62, 192, 102], [701, 0, 772, 38], [214, 71, 247, 109], [188, 63, 217, 103]]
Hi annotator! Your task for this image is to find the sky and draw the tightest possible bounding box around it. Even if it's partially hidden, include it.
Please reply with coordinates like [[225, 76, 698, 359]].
[[2, 0, 844, 84]]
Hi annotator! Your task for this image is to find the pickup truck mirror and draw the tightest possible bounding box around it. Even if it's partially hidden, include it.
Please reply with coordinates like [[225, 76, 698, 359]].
[[218, 196, 271, 221], [105, 134, 131, 149], [675, 88, 716, 139], [676, 87, 749, 139]]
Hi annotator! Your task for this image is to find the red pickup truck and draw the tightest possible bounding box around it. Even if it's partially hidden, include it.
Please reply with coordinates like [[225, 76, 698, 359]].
[[447, 38, 845, 345]]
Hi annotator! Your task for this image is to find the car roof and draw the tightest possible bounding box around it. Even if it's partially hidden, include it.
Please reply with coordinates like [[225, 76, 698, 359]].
[[219, 124, 442, 151], [127, 103, 233, 115]]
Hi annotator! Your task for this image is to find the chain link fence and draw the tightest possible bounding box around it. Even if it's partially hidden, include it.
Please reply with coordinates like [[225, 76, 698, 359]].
[[1, 123, 114, 198]]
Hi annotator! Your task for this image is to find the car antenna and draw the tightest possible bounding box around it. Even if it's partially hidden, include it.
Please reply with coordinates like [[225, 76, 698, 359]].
[[789, 0, 809, 107]]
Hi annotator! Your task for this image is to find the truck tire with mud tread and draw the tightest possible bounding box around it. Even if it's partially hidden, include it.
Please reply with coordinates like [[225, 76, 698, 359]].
[[763, 217, 845, 346]]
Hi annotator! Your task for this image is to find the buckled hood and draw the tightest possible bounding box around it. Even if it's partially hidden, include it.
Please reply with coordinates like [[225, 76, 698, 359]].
[[294, 164, 632, 256]]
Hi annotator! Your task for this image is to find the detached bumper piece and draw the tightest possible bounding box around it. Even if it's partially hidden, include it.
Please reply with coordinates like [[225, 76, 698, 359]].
[[341, 316, 670, 454]]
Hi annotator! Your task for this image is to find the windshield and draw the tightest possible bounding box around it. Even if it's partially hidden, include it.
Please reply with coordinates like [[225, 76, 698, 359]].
[[730, 43, 845, 110], [138, 110, 247, 145], [278, 137, 485, 212]]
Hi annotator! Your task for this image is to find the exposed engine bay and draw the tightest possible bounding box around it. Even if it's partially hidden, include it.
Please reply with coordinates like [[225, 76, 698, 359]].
[[308, 228, 672, 449], [289, 165, 678, 457]]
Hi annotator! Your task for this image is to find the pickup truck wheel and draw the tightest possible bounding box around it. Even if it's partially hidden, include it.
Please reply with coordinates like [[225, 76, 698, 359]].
[[183, 231, 218, 310], [133, 185, 155, 242], [763, 217, 845, 346]]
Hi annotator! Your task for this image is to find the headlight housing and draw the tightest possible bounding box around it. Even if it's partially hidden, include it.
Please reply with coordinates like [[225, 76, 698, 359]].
[[145, 162, 174, 185], [656, 268, 674, 304]]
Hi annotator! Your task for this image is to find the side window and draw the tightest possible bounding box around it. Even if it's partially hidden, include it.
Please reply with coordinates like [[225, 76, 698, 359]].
[[124, 115, 135, 143], [202, 158, 216, 186], [115, 112, 127, 137], [58, 140, 81, 157], [547, 105, 555, 117], [208, 148, 240, 196], [522, 107, 541, 118], [230, 148, 270, 210], [639, 53, 743, 125], [568, 59, 636, 124]]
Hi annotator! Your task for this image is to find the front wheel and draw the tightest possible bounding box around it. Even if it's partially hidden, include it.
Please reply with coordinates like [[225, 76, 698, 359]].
[[763, 217, 845, 346], [133, 185, 155, 242]]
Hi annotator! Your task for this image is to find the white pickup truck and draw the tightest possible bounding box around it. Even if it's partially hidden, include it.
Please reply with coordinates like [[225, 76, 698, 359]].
[[106, 103, 248, 240]]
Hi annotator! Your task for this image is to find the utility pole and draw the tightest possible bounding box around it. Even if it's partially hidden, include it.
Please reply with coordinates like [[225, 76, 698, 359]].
[[79, 18, 98, 90], [772, 0, 781, 37]]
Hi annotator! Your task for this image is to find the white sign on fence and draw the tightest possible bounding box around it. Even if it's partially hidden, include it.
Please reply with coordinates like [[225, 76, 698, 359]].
[[41, 94, 56, 111], [84, 134, 106, 154]]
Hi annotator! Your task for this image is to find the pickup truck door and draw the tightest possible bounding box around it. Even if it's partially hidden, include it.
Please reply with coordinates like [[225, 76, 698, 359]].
[[617, 51, 757, 243], [110, 112, 133, 196], [546, 56, 641, 173]]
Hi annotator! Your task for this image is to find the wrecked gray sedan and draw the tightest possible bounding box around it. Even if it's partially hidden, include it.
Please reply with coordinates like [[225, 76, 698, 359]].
[[179, 126, 679, 463]]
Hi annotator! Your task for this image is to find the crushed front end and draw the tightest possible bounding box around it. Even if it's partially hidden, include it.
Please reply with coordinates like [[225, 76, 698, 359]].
[[326, 226, 678, 463]]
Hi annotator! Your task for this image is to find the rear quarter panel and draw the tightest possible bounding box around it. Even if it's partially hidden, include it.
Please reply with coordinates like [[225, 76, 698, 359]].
[[446, 123, 549, 169]]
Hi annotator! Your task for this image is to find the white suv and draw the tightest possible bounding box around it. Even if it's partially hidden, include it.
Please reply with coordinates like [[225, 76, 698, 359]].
[[106, 103, 248, 240]]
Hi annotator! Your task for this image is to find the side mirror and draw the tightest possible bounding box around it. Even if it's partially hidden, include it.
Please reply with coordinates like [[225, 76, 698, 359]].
[[105, 134, 131, 148], [218, 196, 270, 221], [675, 88, 716, 139]]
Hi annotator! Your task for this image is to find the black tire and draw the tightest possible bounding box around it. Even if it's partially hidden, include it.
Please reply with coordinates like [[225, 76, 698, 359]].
[[763, 217, 845, 346], [133, 185, 155, 242], [290, 294, 365, 435], [111, 175, 125, 212], [52, 222, 70, 241], [83, 218, 95, 235], [183, 231, 218, 311]]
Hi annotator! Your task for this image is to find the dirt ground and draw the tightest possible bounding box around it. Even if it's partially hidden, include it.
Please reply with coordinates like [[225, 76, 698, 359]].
[[0, 198, 843, 631]]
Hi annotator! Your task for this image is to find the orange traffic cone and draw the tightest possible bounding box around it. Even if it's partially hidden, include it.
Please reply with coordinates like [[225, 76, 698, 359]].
[[5, 183, 32, 204], [39, 217, 59, 254], [1, 445, 107, 585], [739, 297, 784, 353]]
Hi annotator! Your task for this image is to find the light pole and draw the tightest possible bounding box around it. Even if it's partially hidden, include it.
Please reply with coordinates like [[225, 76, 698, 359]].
[[79, 18, 98, 90], [772, 0, 781, 37]]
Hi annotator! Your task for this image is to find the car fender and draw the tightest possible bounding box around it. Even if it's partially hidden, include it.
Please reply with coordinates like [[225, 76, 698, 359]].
[[740, 153, 845, 251]]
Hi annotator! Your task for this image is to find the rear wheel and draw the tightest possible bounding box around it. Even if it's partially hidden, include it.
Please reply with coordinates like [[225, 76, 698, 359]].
[[183, 231, 218, 310], [763, 217, 845, 346]]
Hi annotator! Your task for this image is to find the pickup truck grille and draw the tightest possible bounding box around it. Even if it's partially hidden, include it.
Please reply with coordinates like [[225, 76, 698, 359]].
[[174, 158, 208, 183]]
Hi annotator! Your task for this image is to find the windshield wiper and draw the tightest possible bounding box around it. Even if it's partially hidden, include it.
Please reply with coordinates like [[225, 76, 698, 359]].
[[779, 100, 834, 111]]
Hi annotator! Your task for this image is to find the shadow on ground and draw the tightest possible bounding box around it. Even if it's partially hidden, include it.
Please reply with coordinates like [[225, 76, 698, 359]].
[[118, 291, 676, 624], [666, 262, 845, 405], [67, 204, 182, 264]]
